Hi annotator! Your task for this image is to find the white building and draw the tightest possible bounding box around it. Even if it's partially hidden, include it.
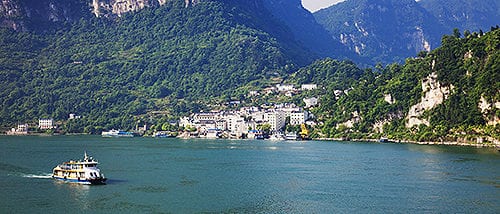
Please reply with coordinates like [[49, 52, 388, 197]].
[[215, 120, 227, 131], [303, 97, 318, 108], [193, 112, 222, 121], [248, 91, 259, 96], [196, 120, 217, 133], [179, 116, 194, 128], [278, 106, 302, 117], [264, 110, 286, 131], [69, 113, 81, 120], [227, 115, 247, 137], [39, 119, 54, 130], [301, 84, 317, 90], [289, 111, 309, 125], [6, 124, 28, 135], [276, 84, 295, 92]]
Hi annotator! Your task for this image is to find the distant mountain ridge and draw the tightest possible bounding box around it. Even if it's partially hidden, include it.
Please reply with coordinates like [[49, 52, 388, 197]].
[[262, 0, 351, 59], [419, 0, 500, 32], [314, 0, 500, 64]]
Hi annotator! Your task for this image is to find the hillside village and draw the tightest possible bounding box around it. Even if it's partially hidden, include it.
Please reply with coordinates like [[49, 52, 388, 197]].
[[4, 84, 321, 139], [180, 103, 314, 139], [177, 84, 322, 139]]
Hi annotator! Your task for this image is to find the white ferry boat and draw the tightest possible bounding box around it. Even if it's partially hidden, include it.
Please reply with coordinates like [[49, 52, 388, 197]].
[[101, 129, 134, 137], [52, 152, 107, 185]]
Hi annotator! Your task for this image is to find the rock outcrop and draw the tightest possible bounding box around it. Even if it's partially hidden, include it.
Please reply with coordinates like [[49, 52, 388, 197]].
[[478, 96, 500, 126], [0, 0, 176, 29], [406, 72, 453, 128], [92, 0, 167, 17], [184, 0, 199, 8]]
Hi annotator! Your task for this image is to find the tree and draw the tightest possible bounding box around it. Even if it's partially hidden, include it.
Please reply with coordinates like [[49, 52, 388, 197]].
[[453, 28, 461, 38]]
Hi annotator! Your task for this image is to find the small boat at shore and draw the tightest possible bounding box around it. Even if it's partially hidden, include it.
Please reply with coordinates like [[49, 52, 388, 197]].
[[101, 129, 134, 137], [285, 133, 298, 140], [379, 137, 389, 143], [269, 133, 285, 141], [52, 152, 107, 185]]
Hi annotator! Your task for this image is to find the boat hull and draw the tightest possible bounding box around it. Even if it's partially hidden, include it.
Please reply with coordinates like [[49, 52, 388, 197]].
[[52, 175, 107, 185]]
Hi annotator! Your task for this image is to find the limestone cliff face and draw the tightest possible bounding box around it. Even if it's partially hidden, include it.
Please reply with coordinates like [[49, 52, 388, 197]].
[[92, 0, 167, 17], [406, 71, 453, 128], [478, 96, 500, 126], [184, 0, 199, 8], [0, 0, 190, 30]]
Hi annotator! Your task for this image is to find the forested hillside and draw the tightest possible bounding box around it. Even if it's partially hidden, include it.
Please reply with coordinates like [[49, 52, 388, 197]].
[[0, 0, 313, 132], [301, 28, 500, 142]]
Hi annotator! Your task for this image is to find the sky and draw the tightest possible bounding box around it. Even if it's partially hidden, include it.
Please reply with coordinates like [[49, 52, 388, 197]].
[[301, 0, 346, 12]]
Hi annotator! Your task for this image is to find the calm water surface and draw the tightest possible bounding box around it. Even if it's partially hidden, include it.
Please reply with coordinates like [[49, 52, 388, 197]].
[[0, 136, 498, 213]]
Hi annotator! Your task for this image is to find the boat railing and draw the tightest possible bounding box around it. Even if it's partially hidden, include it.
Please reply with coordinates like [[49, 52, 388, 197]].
[[58, 164, 85, 170]]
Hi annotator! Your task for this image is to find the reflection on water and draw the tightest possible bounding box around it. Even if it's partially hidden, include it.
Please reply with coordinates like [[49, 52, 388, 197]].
[[53, 181, 91, 209]]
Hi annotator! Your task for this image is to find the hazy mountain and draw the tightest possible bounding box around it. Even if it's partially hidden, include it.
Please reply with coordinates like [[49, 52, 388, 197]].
[[314, 0, 500, 64], [419, 0, 500, 32], [262, 0, 351, 59], [314, 0, 445, 63]]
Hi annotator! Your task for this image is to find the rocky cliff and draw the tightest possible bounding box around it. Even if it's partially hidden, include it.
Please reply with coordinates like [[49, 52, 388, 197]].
[[0, 0, 204, 30], [91, 0, 164, 17], [406, 71, 453, 128]]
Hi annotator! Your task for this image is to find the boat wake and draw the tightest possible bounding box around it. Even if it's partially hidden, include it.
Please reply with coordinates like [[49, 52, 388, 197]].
[[22, 173, 52, 179]]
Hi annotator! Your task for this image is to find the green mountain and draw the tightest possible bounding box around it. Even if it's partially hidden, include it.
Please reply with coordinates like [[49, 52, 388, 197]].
[[0, 0, 317, 132], [300, 28, 500, 142]]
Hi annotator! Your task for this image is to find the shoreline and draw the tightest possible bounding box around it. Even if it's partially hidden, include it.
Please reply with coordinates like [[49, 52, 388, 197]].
[[2, 133, 499, 150], [315, 137, 500, 149]]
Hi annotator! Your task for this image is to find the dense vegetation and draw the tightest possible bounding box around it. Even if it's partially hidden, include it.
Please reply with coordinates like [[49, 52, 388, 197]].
[[299, 28, 500, 142], [0, 0, 315, 132]]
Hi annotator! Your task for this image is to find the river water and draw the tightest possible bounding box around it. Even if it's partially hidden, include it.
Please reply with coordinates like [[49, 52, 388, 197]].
[[0, 136, 498, 213]]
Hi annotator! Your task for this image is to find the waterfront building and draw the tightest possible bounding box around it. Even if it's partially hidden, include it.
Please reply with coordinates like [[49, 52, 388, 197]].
[[264, 110, 286, 131], [289, 111, 309, 125], [39, 119, 54, 130], [179, 116, 195, 129], [6, 124, 28, 135]]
